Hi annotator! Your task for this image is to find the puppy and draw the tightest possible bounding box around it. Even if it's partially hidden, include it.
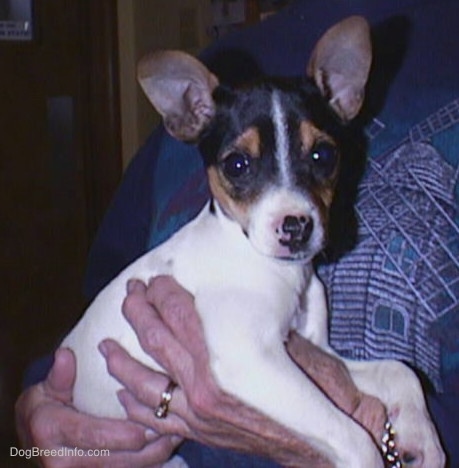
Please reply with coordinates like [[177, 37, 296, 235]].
[[62, 17, 445, 467]]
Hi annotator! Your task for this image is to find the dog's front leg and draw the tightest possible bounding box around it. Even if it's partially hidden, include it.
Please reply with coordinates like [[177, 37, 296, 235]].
[[297, 274, 445, 466], [342, 359, 446, 467], [210, 338, 383, 468], [295, 273, 330, 348]]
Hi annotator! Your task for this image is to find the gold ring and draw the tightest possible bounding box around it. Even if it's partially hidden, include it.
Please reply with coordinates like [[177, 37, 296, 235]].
[[154, 380, 177, 419]]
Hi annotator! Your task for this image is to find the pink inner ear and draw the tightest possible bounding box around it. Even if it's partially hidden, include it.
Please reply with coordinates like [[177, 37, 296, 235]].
[[327, 73, 365, 122], [161, 81, 216, 142], [185, 81, 216, 121], [137, 50, 219, 142], [307, 16, 372, 121], [152, 79, 191, 115]]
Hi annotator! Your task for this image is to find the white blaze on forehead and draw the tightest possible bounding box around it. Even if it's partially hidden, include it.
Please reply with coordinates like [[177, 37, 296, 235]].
[[271, 91, 291, 185]]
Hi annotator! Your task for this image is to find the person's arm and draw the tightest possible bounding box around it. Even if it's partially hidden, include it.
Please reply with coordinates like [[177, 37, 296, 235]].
[[83, 129, 164, 302]]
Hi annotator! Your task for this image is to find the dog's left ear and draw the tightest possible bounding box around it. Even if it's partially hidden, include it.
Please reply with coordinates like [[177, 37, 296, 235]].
[[137, 51, 219, 142], [307, 16, 372, 122]]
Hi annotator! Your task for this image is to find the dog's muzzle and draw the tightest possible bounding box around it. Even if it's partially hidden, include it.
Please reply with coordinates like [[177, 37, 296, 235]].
[[279, 215, 313, 253]]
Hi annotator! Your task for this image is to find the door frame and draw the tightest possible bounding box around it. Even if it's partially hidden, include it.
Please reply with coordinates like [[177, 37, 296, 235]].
[[81, 0, 122, 239]]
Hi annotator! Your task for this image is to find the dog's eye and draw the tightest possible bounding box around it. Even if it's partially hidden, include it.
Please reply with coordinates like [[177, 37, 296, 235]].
[[310, 142, 338, 177], [222, 152, 251, 179]]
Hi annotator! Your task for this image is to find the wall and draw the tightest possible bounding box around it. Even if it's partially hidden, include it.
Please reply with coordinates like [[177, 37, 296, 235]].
[[117, 0, 211, 167]]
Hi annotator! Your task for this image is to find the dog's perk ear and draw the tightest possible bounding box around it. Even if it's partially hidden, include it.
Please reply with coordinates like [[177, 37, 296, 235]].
[[137, 51, 219, 142], [307, 16, 372, 122]]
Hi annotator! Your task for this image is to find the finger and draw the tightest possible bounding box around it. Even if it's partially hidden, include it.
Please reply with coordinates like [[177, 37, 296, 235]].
[[39, 436, 181, 468], [122, 278, 178, 356], [121, 285, 194, 382], [43, 347, 77, 402], [127, 277, 147, 291], [61, 415, 151, 451], [30, 402, 151, 452], [118, 389, 190, 438], [146, 276, 208, 359], [100, 339, 187, 416], [113, 435, 183, 468]]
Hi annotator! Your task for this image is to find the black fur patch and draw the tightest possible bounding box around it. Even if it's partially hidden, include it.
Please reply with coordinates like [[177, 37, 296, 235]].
[[198, 78, 346, 200], [209, 198, 216, 215]]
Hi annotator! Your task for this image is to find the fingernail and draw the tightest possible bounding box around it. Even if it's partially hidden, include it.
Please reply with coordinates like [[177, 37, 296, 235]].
[[170, 435, 183, 446], [145, 429, 158, 441], [117, 389, 128, 407], [98, 340, 111, 357], [127, 279, 137, 294]]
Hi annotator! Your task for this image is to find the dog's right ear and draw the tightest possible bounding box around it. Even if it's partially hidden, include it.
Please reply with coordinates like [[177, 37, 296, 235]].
[[137, 51, 219, 142], [307, 16, 372, 122]]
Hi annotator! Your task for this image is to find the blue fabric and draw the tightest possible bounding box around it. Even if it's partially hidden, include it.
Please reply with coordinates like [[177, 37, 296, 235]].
[[320, 117, 459, 392], [76, 0, 459, 465], [83, 129, 164, 301], [179, 442, 279, 468]]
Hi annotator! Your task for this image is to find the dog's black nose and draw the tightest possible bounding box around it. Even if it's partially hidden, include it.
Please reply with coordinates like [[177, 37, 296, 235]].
[[282, 216, 304, 236], [280, 215, 313, 252]]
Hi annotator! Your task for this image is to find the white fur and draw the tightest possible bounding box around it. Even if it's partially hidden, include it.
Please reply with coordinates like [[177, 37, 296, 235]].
[[271, 91, 291, 186], [248, 187, 324, 260], [62, 201, 445, 467]]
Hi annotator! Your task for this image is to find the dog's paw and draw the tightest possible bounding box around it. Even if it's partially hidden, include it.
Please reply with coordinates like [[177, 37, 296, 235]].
[[374, 361, 446, 467], [338, 444, 385, 468], [389, 403, 445, 468], [332, 424, 385, 468]]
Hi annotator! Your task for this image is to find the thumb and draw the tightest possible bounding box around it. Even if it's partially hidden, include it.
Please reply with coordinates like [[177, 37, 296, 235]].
[[43, 347, 76, 403]]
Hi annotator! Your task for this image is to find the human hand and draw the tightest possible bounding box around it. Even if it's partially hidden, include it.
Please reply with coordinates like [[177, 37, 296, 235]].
[[15, 347, 181, 467], [286, 332, 387, 443], [102, 276, 332, 467]]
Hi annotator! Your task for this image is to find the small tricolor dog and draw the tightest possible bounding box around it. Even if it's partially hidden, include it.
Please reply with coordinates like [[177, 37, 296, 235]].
[[62, 16, 445, 467]]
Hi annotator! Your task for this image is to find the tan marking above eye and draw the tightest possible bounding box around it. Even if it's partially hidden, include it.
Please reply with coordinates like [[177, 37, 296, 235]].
[[317, 186, 334, 209], [207, 166, 250, 229], [299, 121, 334, 153], [227, 127, 261, 159], [307, 185, 335, 232]]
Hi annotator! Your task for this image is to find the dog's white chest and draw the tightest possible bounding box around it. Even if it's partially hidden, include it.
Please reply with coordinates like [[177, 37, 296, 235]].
[[168, 206, 308, 343], [62, 203, 308, 418]]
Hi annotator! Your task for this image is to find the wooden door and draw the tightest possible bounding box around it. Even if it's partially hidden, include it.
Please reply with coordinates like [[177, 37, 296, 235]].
[[0, 0, 121, 462]]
